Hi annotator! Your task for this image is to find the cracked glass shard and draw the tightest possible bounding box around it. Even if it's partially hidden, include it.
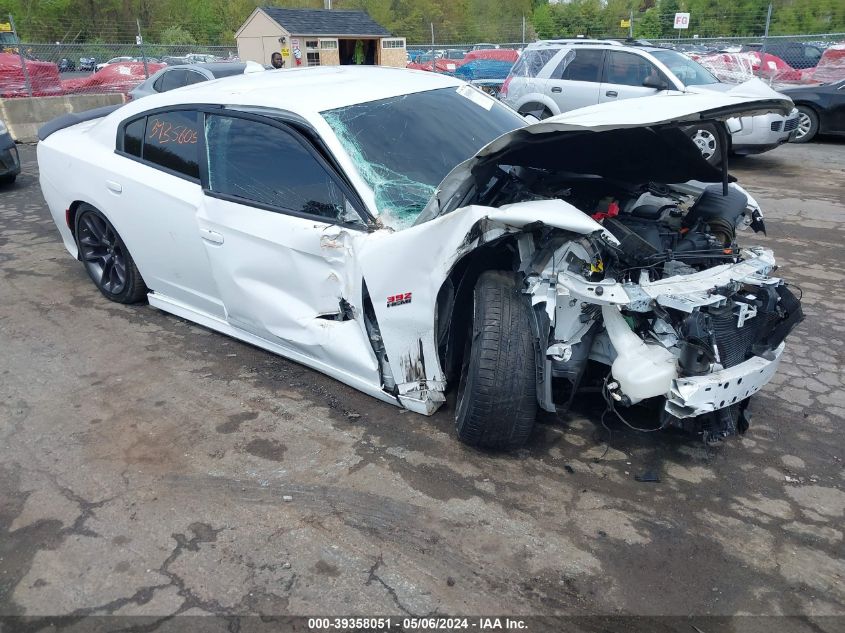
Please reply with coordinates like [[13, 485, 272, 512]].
[[322, 87, 525, 229]]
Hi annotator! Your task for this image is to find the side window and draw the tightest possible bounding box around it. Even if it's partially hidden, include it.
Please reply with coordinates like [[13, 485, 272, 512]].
[[123, 117, 145, 157], [204, 114, 348, 222], [184, 70, 207, 86], [153, 74, 165, 92], [803, 45, 822, 61], [553, 49, 603, 82], [160, 69, 187, 92], [142, 110, 201, 179], [605, 51, 660, 87]]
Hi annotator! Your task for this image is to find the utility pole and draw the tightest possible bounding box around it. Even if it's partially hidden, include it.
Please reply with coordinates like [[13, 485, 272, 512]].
[[522, 15, 526, 47], [629, 9, 634, 38], [8, 14, 32, 97], [136, 19, 149, 78], [762, 3, 772, 55], [430, 22, 435, 72]]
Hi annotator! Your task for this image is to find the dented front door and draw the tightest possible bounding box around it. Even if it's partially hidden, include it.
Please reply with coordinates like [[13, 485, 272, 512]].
[[196, 195, 378, 379], [194, 111, 378, 379]]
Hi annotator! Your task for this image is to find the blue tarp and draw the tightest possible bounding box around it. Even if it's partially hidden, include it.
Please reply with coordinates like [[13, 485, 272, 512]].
[[452, 59, 514, 81]]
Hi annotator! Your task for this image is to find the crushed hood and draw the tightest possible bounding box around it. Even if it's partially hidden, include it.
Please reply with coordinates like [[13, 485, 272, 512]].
[[415, 79, 793, 225]]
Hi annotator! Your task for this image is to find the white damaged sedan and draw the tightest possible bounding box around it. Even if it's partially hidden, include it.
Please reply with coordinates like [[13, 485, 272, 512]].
[[38, 67, 802, 448]]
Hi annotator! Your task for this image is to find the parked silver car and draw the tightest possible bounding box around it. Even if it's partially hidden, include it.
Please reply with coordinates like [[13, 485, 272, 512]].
[[128, 62, 265, 101], [500, 39, 799, 164]]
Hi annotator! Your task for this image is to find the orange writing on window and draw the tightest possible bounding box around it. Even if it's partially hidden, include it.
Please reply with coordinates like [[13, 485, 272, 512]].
[[148, 118, 198, 145]]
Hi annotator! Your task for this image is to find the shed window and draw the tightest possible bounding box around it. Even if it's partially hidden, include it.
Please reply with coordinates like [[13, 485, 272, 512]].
[[305, 40, 319, 49], [320, 39, 338, 50], [307, 52, 320, 66], [381, 38, 405, 49]]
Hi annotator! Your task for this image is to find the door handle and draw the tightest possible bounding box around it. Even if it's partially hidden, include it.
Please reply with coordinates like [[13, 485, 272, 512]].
[[199, 228, 224, 245], [551, 86, 562, 93], [106, 180, 122, 194], [605, 90, 618, 97]]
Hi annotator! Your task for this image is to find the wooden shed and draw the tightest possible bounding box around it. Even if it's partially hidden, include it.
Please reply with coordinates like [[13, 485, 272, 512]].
[[235, 7, 407, 69]]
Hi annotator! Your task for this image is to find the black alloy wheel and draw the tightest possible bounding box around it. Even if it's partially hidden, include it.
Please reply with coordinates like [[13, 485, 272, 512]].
[[75, 206, 147, 303]]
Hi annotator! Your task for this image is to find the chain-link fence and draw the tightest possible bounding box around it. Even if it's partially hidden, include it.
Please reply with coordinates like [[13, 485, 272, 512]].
[[1, 2, 844, 98], [0, 14, 240, 98]]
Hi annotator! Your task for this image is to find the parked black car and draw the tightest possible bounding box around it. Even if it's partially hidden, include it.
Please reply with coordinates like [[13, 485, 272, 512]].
[[782, 79, 845, 143], [0, 119, 21, 184], [58, 57, 75, 72], [78, 57, 97, 72]]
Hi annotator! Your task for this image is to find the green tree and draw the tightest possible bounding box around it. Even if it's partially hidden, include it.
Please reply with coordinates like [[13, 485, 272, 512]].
[[159, 25, 196, 45], [635, 7, 662, 37], [531, 3, 558, 38]]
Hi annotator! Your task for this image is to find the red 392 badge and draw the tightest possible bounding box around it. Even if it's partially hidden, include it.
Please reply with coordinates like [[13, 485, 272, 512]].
[[386, 292, 412, 308]]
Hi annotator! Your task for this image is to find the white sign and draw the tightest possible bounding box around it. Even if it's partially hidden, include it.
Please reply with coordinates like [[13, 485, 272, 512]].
[[674, 12, 690, 29], [135, 35, 143, 45]]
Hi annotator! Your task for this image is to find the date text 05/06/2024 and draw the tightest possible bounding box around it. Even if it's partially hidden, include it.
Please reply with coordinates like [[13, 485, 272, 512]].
[[307, 617, 529, 631]]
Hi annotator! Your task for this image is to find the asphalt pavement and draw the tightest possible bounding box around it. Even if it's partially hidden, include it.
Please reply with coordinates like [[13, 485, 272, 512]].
[[0, 141, 843, 629]]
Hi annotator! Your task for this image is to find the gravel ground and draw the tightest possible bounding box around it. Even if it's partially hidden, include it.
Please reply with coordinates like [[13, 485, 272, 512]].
[[0, 140, 843, 630]]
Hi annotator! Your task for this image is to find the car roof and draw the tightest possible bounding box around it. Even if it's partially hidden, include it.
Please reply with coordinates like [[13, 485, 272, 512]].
[[164, 62, 247, 76], [118, 66, 464, 118], [525, 39, 665, 54]]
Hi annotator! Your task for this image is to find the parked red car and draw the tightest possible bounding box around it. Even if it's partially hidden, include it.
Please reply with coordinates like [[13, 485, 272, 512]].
[[0, 52, 63, 97], [62, 61, 166, 96]]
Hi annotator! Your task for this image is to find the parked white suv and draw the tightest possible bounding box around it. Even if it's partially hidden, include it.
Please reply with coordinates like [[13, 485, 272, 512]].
[[500, 39, 799, 164]]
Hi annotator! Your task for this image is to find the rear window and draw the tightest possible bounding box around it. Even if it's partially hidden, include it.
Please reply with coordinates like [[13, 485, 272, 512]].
[[123, 118, 145, 157], [159, 69, 188, 92], [510, 48, 558, 78], [142, 110, 201, 179]]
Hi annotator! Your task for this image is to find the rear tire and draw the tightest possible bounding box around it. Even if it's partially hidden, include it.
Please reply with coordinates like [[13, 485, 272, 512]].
[[685, 123, 722, 166], [0, 174, 16, 185], [455, 271, 537, 450], [75, 205, 147, 304], [793, 105, 818, 143]]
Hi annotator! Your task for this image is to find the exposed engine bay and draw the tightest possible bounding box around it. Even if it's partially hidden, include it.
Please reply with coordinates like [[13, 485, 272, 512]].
[[459, 159, 804, 443]]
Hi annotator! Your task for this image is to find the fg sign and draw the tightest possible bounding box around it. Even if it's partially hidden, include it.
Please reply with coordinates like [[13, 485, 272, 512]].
[[674, 12, 691, 29]]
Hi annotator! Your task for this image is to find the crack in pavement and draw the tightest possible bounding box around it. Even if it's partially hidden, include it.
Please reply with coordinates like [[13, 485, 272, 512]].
[[365, 553, 414, 616]]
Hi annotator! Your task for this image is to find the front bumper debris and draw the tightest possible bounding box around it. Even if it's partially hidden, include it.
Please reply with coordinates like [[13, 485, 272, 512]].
[[665, 342, 784, 418]]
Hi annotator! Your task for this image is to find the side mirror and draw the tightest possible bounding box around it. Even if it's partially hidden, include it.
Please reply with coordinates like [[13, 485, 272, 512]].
[[642, 76, 669, 90], [523, 113, 541, 124], [725, 117, 743, 134]]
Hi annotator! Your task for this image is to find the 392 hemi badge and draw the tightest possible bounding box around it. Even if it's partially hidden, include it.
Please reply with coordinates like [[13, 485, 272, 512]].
[[387, 292, 412, 308]]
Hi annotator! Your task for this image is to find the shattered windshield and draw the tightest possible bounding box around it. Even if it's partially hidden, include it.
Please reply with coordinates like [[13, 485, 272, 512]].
[[323, 86, 525, 229]]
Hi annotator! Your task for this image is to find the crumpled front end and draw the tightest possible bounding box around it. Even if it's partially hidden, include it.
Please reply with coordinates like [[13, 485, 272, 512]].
[[521, 185, 803, 442]]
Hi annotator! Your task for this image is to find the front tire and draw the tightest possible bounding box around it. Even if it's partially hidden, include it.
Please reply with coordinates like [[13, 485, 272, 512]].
[[75, 205, 147, 304], [793, 105, 818, 143], [455, 271, 537, 450]]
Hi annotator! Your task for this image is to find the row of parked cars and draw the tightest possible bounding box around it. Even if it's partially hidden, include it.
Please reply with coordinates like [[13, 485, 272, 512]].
[[58, 52, 231, 73], [403, 37, 843, 151], [488, 38, 843, 153]]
